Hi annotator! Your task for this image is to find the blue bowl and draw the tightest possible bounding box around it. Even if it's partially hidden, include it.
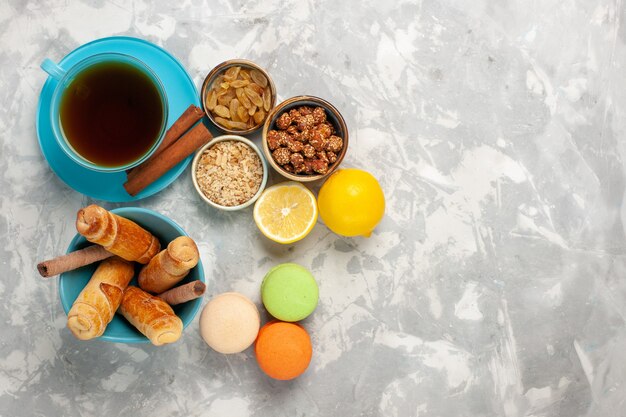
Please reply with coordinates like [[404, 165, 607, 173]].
[[59, 207, 205, 343]]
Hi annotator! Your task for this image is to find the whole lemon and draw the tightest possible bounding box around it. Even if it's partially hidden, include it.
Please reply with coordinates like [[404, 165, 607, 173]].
[[318, 169, 385, 237]]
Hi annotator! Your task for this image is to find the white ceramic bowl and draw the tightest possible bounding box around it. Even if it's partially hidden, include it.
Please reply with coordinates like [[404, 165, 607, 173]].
[[191, 135, 268, 211]]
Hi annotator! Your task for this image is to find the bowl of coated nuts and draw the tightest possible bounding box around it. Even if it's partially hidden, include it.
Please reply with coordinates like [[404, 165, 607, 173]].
[[202, 59, 276, 135], [262, 96, 348, 182]]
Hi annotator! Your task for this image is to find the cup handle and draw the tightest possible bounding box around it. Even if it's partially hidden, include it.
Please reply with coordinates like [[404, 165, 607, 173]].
[[41, 58, 66, 81]]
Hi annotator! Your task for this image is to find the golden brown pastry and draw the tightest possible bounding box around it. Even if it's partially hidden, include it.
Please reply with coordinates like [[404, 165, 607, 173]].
[[138, 236, 199, 294], [67, 257, 134, 340], [119, 286, 183, 346], [76, 204, 160, 264]]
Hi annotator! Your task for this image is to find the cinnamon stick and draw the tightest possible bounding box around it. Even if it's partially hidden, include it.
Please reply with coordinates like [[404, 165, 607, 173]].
[[123, 122, 213, 196], [126, 105, 204, 180], [158, 280, 206, 305], [37, 245, 113, 278]]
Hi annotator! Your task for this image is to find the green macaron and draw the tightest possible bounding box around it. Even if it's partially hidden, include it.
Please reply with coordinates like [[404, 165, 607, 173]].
[[261, 263, 319, 322]]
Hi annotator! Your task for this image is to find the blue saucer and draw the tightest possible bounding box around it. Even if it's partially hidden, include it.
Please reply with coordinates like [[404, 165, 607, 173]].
[[37, 37, 200, 202]]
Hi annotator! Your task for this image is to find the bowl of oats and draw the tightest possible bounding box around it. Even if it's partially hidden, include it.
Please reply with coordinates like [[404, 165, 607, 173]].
[[201, 59, 276, 135], [262, 96, 348, 183], [191, 135, 268, 211]]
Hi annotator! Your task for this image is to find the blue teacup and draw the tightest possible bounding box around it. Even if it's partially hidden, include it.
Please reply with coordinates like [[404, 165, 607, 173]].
[[41, 53, 168, 172]]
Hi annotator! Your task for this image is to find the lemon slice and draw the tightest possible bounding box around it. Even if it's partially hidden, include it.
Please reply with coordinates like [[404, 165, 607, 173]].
[[253, 182, 318, 244]]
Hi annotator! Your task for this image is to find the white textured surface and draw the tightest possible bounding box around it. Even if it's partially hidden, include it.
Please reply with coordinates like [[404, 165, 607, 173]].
[[1, 0, 626, 416]]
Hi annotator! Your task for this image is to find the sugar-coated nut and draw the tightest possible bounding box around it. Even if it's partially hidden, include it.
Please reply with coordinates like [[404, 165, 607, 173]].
[[316, 151, 329, 163], [300, 129, 313, 142], [311, 129, 325, 144], [310, 159, 329, 174], [303, 160, 314, 174], [312, 107, 327, 124], [309, 135, 326, 151], [289, 108, 302, 119], [303, 144, 316, 159], [299, 106, 313, 116], [291, 131, 304, 142], [296, 114, 315, 131], [327, 135, 343, 152], [283, 163, 294, 173], [286, 125, 302, 141], [327, 151, 338, 163], [286, 138, 304, 153], [276, 113, 291, 130], [290, 153, 304, 166], [294, 163, 308, 174], [317, 123, 332, 139], [267, 130, 281, 150], [277, 131, 290, 146], [272, 148, 291, 165]]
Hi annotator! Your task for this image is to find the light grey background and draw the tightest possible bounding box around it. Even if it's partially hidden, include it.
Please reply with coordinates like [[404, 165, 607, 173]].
[[1, 0, 626, 416]]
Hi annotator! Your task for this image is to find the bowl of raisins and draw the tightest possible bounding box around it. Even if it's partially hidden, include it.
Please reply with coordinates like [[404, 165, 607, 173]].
[[202, 59, 276, 135], [262, 96, 348, 182]]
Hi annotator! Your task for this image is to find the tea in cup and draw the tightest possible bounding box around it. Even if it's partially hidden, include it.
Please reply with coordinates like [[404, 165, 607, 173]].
[[41, 53, 168, 172]]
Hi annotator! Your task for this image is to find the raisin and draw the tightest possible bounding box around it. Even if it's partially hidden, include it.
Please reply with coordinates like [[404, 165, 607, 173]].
[[229, 79, 249, 88], [253, 108, 266, 125], [250, 70, 268, 88], [223, 66, 241, 82], [237, 105, 249, 122], [248, 83, 264, 96], [214, 105, 231, 119], [263, 86, 271, 111], [229, 98, 240, 121], [236, 88, 253, 109], [244, 87, 264, 108], [227, 120, 248, 130], [206, 90, 217, 110]]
